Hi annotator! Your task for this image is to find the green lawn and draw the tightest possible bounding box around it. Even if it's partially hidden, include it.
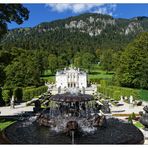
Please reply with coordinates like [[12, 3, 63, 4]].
[[134, 121, 144, 129], [88, 64, 114, 81], [0, 119, 15, 131], [41, 65, 114, 83], [40, 69, 55, 83]]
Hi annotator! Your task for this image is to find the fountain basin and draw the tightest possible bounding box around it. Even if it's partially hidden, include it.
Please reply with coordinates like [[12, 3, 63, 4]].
[[4, 118, 144, 144], [50, 93, 93, 102]]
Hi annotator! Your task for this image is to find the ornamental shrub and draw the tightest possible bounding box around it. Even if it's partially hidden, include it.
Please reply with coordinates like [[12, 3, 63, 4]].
[[23, 86, 48, 101], [113, 90, 121, 101], [2, 89, 12, 105]]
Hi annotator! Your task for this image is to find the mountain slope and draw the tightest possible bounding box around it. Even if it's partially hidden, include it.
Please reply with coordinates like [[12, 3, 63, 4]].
[[1, 13, 148, 57]]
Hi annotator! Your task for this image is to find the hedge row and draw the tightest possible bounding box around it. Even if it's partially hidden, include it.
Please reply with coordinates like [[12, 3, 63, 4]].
[[89, 78, 102, 84], [23, 86, 48, 101], [2, 89, 13, 105], [98, 80, 141, 100], [98, 80, 148, 101], [89, 78, 112, 84], [1, 86, 48, 105], [98, 85, 141, 101]]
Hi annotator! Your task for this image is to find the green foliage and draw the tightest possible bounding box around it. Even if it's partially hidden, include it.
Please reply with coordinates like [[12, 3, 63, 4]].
[[98, 81, 144, 101], [23, 86, 48, 101], [128, 115, 133, 124], [131, 112, 136, 120], [74, 56, 82, 68], [4, 49, 44, 88], [88, 65, 113, 83], [100, 80, 109, 87], [89, 78, 102, 84], [0, 119, 15, 131], [115, 32, 148, 89], [0, 50, 13, 86], [100, 49, 114, 72], [1, 13, 148, 55], [48, 54, 58, 74], [81, 52, 95, 73], [134, 121, 144, 128], [139, 89, 148, 101], [14, 87, 23, 102], [113, 91, 121, 101], [0, 4, 29, 39], [73, 52, 95, 73], [2, 89, 12, 105]]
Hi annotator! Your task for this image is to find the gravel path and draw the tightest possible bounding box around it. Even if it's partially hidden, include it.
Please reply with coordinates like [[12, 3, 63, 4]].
[[0, 103, 33, 116], [111, 101, 148, 114]]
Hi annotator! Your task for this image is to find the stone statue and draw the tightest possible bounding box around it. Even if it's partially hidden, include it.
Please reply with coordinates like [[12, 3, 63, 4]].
[[58, 86, 61, 94], [129, 95, 133, 104], [33, 100, 41, 113], [101, 100, 111, 114], [120, 96, 124, 102], [139, 106, 148, 130], [82, 87, 85, 94], [10, 95, 15, 109]]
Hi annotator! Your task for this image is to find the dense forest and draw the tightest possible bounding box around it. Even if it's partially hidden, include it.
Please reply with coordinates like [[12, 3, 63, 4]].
[[1, 13, 148, 54], [0, 12, 148, 91]]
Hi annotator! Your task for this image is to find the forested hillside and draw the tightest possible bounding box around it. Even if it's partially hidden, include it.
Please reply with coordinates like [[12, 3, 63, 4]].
[[1, 13, 148, 60], [0, 13, 148, 90]]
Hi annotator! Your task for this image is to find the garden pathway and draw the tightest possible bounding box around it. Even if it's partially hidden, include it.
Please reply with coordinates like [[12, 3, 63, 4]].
[[0, 103, 33, 116], [111, 101, 148, 114]]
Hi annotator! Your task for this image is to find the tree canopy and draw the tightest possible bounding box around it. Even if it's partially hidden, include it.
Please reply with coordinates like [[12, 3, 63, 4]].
[[0, 4, 29, 38], [114, 32, 148, 89]]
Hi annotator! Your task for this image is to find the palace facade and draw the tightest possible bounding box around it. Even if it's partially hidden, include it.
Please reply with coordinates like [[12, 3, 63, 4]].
[[56, 67, 87, 89]]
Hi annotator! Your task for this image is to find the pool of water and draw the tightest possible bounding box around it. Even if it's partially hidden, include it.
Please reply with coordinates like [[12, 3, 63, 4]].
[[4, 117, 144, 144]]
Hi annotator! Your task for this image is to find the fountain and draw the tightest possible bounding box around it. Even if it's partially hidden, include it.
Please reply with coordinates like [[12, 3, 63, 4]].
[[3, 89, 144, 144], [2, 67, 144, 144]]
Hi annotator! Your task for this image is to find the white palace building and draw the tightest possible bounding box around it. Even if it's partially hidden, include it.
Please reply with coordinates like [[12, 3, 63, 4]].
[[56, 67, 87, 89], [46, 67, 97, 95]]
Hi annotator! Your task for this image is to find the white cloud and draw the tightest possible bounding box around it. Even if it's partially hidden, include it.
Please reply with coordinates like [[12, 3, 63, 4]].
[[93, 4, 117, 16], [45, 4, 117, 16]]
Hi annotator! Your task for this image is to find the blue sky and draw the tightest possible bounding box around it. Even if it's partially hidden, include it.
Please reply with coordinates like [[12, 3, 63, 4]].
[[8, 4, 148, 29]]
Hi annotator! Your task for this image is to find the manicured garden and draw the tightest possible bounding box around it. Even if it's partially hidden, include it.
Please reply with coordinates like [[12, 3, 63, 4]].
[[0, 86, 48, 106], [41, 69, 55, 83], [98, 79, 148, 101], [88, 64, 113, 83], [41, 64, 114, 84]]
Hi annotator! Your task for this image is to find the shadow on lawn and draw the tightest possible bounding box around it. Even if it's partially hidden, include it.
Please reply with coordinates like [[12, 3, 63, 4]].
[[41, 74, 55, 77], [89, 71, 101, 75]]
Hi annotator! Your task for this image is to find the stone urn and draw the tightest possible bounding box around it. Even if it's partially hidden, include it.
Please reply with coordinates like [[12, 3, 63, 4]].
[[139, 106, 148, 130]]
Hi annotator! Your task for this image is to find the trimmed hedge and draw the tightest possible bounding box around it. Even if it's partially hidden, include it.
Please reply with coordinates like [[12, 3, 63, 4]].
[[98, 85, 141, 100], [2, 89, 12, 105], [23, 86, 48, 101], [139, 89, 148, 101], [1, 86, 48, 105], [89, 78, 101, 84], [113, 91, 121, 101], [98, 80, 148, 101]]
